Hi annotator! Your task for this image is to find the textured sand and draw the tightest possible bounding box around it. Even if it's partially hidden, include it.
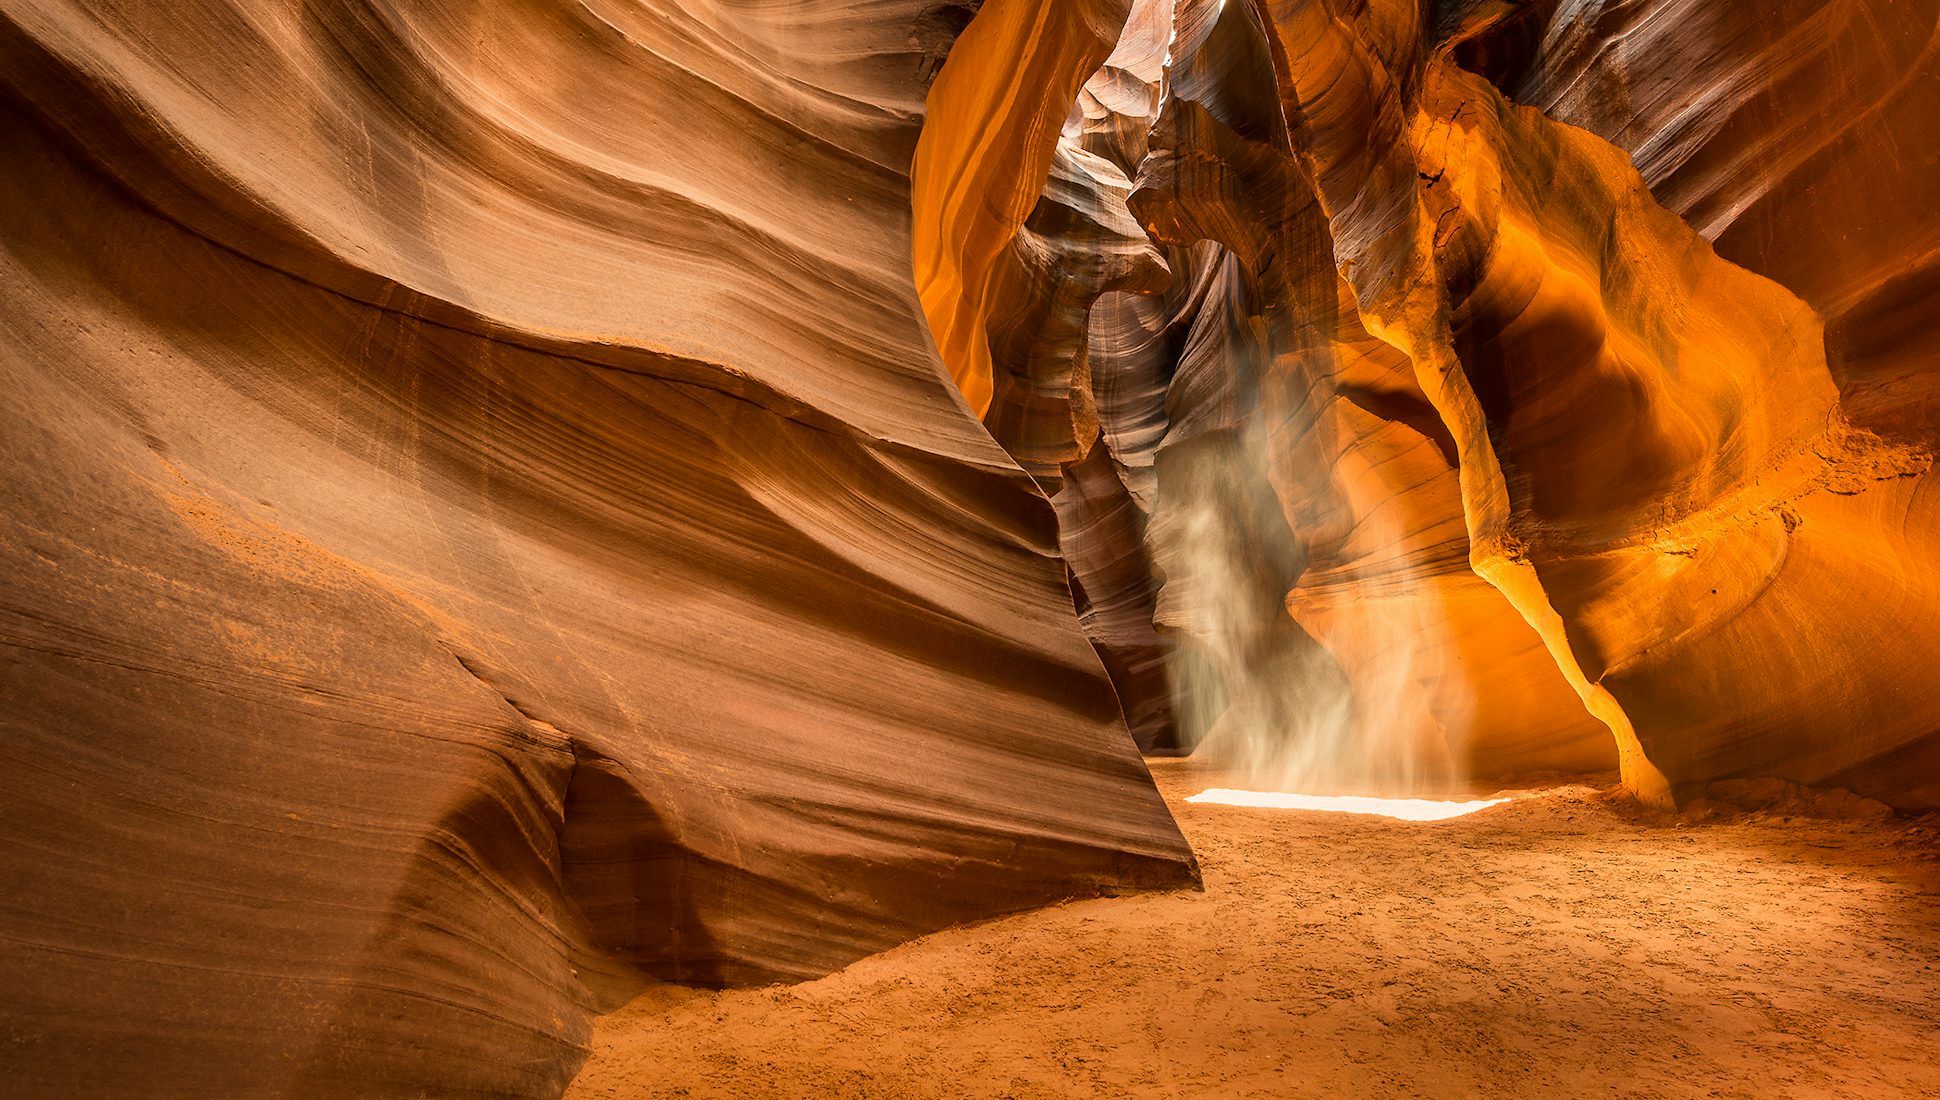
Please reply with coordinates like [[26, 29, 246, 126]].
[[568, 759, 1940, 1098]]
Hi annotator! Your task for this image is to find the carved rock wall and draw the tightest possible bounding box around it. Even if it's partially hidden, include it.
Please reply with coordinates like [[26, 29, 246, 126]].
[[0, 1, 1195, 1095], [945, 0, 1940, 805]]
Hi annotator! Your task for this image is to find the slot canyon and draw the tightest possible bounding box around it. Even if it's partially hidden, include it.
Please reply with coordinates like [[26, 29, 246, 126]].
[[3, 0, 1939, 1095]]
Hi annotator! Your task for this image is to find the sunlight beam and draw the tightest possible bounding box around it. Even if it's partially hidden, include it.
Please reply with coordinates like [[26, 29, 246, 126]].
[[1185, 789, 1511, 821]]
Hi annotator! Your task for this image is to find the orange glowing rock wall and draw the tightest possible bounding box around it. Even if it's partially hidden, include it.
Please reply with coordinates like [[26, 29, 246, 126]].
[[933, 0, 1940, 806], [0, 1, 1196, 1095]]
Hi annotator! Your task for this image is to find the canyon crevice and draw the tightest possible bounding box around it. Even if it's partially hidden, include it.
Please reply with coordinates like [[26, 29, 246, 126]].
[[3, 0, 1938, 1096], [927, 0, 1940, 809]]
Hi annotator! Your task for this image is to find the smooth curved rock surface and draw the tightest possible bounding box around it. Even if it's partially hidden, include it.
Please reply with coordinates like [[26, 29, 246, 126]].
[[1455, 0, 1940, 447], [1252, 0, 1938, 805], [9, 0, 1940, 1092], [951, 0, 1613, 783], [926, 0, 1939, 807], [1259, 0, 1940, 808], [0, 1, 1196, 1095]]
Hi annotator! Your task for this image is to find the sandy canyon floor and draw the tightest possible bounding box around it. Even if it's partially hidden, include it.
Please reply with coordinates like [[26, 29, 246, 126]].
[[567, 760, 1940, 1099]]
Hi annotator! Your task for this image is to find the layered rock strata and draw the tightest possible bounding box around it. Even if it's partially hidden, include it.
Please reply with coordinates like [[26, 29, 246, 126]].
[[0, 0, 1196, 1095], [936, 0, 1940, 806]]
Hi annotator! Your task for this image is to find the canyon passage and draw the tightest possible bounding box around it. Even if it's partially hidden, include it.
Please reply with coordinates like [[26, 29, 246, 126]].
[[3, 0, 1939, 1097]]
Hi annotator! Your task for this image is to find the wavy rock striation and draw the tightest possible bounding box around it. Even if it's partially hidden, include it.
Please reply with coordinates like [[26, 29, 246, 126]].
[[0, 0, 1197, 1095], [931, 0, 1940, 807], [7, 0, 1940, 1093]]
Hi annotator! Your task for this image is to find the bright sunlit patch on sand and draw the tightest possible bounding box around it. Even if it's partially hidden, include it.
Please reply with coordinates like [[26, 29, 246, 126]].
[[1186, 789, 1512, 821]]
